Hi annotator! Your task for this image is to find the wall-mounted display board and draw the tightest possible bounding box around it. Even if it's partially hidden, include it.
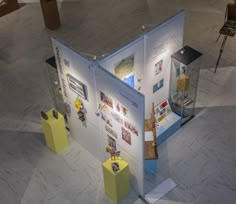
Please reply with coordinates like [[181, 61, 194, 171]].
[[98, 11, 185, 119], [94, 63, 145, 195], [51, 10, 185, 198]]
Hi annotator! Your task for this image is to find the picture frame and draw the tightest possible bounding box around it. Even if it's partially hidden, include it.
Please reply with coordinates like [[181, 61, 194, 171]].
[[114, 55, 134, 80], [121, 127, 131, 145], [154, 59, 163, 76], [153, 78, 164, 93], [100, 91, 113, 108], [107, 135, 116, 151], [67, 73, 88, 100]]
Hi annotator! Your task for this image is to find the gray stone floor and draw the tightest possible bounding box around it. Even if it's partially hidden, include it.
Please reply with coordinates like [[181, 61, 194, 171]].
[[1, 1, 236, 204]]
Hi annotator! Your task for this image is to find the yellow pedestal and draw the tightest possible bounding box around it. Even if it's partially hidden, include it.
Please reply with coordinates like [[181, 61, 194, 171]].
[[41, 109, 68, 153], [102, 158, 130, 202]]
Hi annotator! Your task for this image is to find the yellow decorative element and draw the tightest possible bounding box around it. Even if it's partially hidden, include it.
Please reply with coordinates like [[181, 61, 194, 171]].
[[177, 73, 189, 91], [41, 109, 68, 153], [102, 158, 130, 202], [157, 114, 166, 122], [74, 97, 82, 111]]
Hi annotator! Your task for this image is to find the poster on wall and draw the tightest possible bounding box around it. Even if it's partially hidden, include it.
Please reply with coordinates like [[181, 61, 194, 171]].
[[107, 135, 116, 150], [114, 55, 135, 88], [111, 111, 123, 125], [100, 91, 113, 108], [154, 59, 163, 76], [67, 73, 88, 101], [98, 104, 111, 115], [105, 124, 118, 138], [155, 99, 172, 123], [123, 74, 135, 88], [115, 101, 128, 117], [64, 102, 71, 116], [101, 112, 113, 127], [124, 121, 138, 136], [153, 78, 164, 93], [121, 127, 131, 145]]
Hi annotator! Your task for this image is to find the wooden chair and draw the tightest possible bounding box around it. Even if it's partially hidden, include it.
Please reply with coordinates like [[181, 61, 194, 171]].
[[217, 2, 236, 41], [215, 2, 236, 72], [144, 103, 158, 160]]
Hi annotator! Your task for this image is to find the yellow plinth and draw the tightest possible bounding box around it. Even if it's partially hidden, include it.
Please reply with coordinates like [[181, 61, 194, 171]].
[[41, 109, 68, 153], [102, 158, 130, 202]]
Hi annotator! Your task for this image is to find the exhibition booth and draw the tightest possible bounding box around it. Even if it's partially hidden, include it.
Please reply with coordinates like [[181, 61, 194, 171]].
[[48, 10, 201, 201]]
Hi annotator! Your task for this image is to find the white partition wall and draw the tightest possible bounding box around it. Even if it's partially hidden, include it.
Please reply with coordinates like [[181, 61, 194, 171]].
[[52, 38, 104, 159], [144, 11, 185, 117], [98, 11, 185, 118], [93, 63, 145, 195], [52, 38, 145, 196]]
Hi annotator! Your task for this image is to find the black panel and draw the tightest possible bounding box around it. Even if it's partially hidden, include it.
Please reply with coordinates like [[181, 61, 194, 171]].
[[45, 56, 57, 69], [171, 46, 202, 65]]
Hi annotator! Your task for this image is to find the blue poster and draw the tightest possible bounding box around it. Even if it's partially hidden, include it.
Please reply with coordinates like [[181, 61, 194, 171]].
[[153, 78, 164, 93], [123, 74, 135, 88]]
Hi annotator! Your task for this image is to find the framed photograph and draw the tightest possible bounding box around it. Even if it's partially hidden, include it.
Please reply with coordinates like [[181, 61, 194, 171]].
[[107, 135, 116, 151], [123, 74, 135, 88], [124, 121, 138, 136], [122, 127, 131, 145], [111, 111, 123, 124], [154, 99, 172, 123], [101, 112, 112, 127], [114, 55, 134, 80], [105, 124, 118, 138], [67, 73, 88, 100], [64, 102, 71, 116], [100, 91, 113, 108], [111, 111, 123, 125], [115, 102, 128, 117], [98, 104, 111, 115], [154, 59, 163, 76], [153, 78, 164, 93]]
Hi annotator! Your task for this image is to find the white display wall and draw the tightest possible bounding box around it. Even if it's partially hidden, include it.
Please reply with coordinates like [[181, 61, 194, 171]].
[[93, 63, 145, 195], [52, 38, 145, 195]]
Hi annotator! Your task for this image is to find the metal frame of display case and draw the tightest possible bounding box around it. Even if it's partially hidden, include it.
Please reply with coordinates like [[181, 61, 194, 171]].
[[170, 46, 202, 125]]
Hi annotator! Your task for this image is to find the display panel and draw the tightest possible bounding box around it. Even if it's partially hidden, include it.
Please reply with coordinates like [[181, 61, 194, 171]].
[[94, 63, 145, 196], [52, 38, 103, 160]]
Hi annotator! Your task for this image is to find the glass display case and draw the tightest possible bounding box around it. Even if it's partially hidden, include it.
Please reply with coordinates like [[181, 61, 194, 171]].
[[169, 46, 202, 125]]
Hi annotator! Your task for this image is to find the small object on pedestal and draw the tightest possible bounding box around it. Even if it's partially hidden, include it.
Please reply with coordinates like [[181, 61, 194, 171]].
[[106, 146, 120, 160], [41, 111, 48, 120], [111, 162, 120, 173], [52, 109, 58, 119]]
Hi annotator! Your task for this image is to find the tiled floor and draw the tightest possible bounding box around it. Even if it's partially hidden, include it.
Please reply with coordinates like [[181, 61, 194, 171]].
[[0, 1, 236, 204]]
